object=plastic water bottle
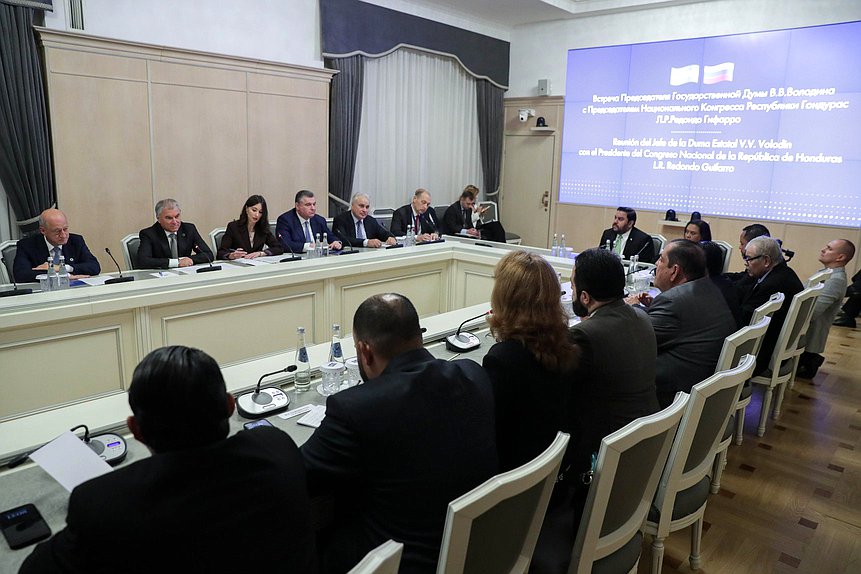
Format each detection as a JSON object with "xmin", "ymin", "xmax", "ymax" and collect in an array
[
  {"xmin": 315, "ymin": 233, "xmax": 323, "ymax": 258},
  {"xmin": 46, "ymin": 257, "xmax": 57, "ymax": 291},
  {"xmin": 322, "ymin": 233, "xmax": 329, "ymax": 257},
  {"xmin": 307, "ymin": 234, "xmax": 316, "ymax": 258},
  {"xmin": 551, "ymin": 233, "xmax": 559, "ymax": 257},
  {"xmin": 406, "ymin": 224, "xmax": 415, "ymax": 247},
  {"xmin": 559, "ymin": 234, "xmax": 567, "ymax": 259},
  {"xmin": 57, "ymin": 256, "xmax": 70, "ymax": 290},
  {"xmin": 294, "ymin": 327, "xmax": 311, "ymax": 393},
  {"xmin": 328, "ymin": 323, "xmax": 344, "ymax": 366},
  {"xmin": 605, "ymin": 239, "xmax": 612, "ymax": 252}
]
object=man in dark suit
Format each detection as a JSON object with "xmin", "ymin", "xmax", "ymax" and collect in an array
[
  {"xmin": 636, "ymin": 239, "xmax": 737, "ymax": 406},
  {"xmin": 441, "ymin": 185, "xmax": 506, "ymax": 243},
  {"xmin": 276, "ymin": 189, "xmax": 342, "ymax": 254},
  {"xmin": 737, "ymin": 236, "xmax": 803, "ymax": 375},
  {"xmin": 13, "ymin": 208, "xmax": 100, "ymax": 282},
  {"xmin": 137, "ymin": 198, "xmax": 214, "ymax": 269},
  {"xmin": 301, "ymin": 293, "xmax": 497, "ymax": 574},
  {"xmin": 332, "ymin": 193, "xmax": 396, "ymax": 248},
  {"xmin": 20, "ymin": 345, "xmax": 316, "ymax": 574},
  {"xmin": 597, "ymin": 207, "xmax": 656, "ymax": 263},
  {"xmin": 390, "ymin": 188, "xmax": 440, "ymax": 242}
]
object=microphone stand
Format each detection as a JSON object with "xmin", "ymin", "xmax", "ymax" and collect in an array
[
  {"xmin": 445, "ymin": 310, "xmax": 490, "ymax": 352},
  {"xmin": 0, "ymin": 257, "xmax": 33, "ymax": 297},
  {"xmin": 104, "ymin": 248, "xmax": 135, "ymax": 284},
  {"xmin": 236, "ymin": 365, "xmax": 297, "ymax": 418},
  {"xmin": 277, "ymin": 235, "xmax": 302, "ymax": 262},
  {"xmin": 195, "ymin": 245, "xmax": 222, "ymax": 273}
]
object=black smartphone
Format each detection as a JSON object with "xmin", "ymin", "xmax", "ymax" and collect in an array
[
  {"xmin": 243, "ymin": 418, "xmax": 273, "ymax": 430},
  {"xmin": 1, "ymin": 504, "xmax": 51, "ymax": 550}
]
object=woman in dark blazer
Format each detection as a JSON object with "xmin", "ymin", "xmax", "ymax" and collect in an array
[
  {"xmin": 484, "ymin": 251, "xmax": 578, "ymax": 472},
  {"xmin": 217, "ymin": 195, "xmax": 283, "ymax": 260}
]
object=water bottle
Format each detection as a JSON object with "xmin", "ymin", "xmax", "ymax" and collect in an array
[
  {"xmin": 294, "ymin": 327, "xmax": 311, "ymax": 393},
  {"xmin": 406, "ymin": 224, "xmax": 415, "ymax": 247},
  {"xmin": 315, "ymin": 233, "xmax": 323, "ymax": 258},
  {"xmin": 559, "ymin": 234, "xmax": 567, "ymax": 259},
  {"xmin": 328, "ymin": 324, "xmax": 344, "ymax": 365},
  {"xmin": 551, "ymin": 233, "xmax": 558, "ymax": 257},
  {"xmin": 322, "ymin": 233, "xmax": 329, "ymax": 257},
  {"xmin": 57, "ymin": 256, "xmax": 70, "ymax": 290},
  {"xmin": 307, "ymin": 233, "xmax": 316, "ymax": 258},
  {"xmin": 605, "ymin": 239, "xmax": 612, "ymax": 252},
  {"xmin": 45, "ymin": 257, "xmax": 57, "ymax": 291}
]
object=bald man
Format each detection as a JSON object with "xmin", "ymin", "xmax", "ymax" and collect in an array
[{"xmin": 13, "ymin": 208, "xmax": 100, "ymax": 283}]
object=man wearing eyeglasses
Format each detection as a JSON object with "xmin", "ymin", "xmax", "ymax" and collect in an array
[{"xmin": 737, "ymin": 236, "xmax": 803, "ymax": 375}]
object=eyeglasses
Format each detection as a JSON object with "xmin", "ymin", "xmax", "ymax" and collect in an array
[{"xmin": 742, "ymin": 254, "xmax": 764, "ymax": 263}]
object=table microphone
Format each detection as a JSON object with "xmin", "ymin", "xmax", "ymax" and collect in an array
[
  {"xmin": 103, "ymin": 248, "xmax": 134, "ymax": 284},
  {"xmin": 195, "ymin": 245, "xmax": 222, "ymax": 273},
  {"xmin": 236, "ymin": 365, "xmax": 297, "ymax": 418},
  {"xmin": 445, "ymin": 310, "xmax": 490, "ymax": 352},
  {"xmin": 277, "ymin": 235, "xmax": 302, "ymax": 262},
  {"xmin": 0, "ymin": 257, "xmax": 33, "ymax": 297},
  {"xmin": 338, "ymin": 237, "xmax": 360, "ymax": 256}
]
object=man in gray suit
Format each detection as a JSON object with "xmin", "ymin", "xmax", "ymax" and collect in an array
[{"xmin": 636, "ymin": 239, "xmax": 737, "ymax": 407}]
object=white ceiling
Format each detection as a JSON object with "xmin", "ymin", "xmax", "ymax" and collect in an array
[{"xmin": 406, "ymin": 0, "xmax": 714, "ymax": 28}]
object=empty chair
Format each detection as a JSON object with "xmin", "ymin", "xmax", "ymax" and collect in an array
[
  {"xmin": 709, "ymin": 316, "xmax": 771, "ymax": 493},
  {"xmin": 210, "ymin": 227, "xmax": 226, "ymax": 255},
  {"xmin": 806, "ymin": 267, "xmax": 833, "ymax": 288},
  {"xmin": 649, "ymin": 234, "xmax": 666, "ymax": 256},
  {"xmin": 121, "ymin": 234, "xmax": 141, "ymax": 270},
  {"xmin": 749, "ymin": 284, "xmax": 823, "ymax": 437},
  {"xmin": 372, "ymin": 208, "xmax": 395, "ymax": 232},
  {"xmin": 644, "ymin": 354, "xmax": 756, "ymax": 573},
  {"xmin": 568, "ymin": 393, "xmax": 688, "ymax": 574},
  {"xmin": 436, "ymin": 432, "xmax": 569, "ymax": 574},
  {"xmin": 347, "ymin": 540, "xmax": 404, "ymax": 574},
  {"xmin": 713, "ymin": 240, "xmax": 733, "ymax": 273},
  {"xmin": 0, "ymin": 240, "xmax": 17, "ymax": 283}
]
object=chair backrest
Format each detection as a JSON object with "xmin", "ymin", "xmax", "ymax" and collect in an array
[
  {"xmin": 569, "ymin": 393, "xmax": 688, "ymax": 574},
  {"xmin": 650, "ymin": 233, "xmax": 666, "ymax": 255},
  {"xmin": 209, "ymin": 227, "xmax": 226, "ymax": 254},
  {"xmin": 0, "ymin": 240, "xmax": 17, "ymax": 283},
  {"xmin": 766, "ymin": 283, "xmax": 824, "ymax": 367},
  {"xmin": 651, "ymin": 355, "xmax": 756, "ymax": 526},
  {"xmin": 713, "ymin": 240, "xmax": 733, "ymax": 273},
  {"xmin": 806, "ymin": 268, "xmax": 833, "ymax": 288},
  {"xmin": 373, "ymin": 208, "xmax": 394, "ymax": 217},
  {"xmin": 749, "ymin": 291, "xmax": 785, "ymax": 325},
  {"xmin": 437, "ymin": 432, "xmax": 570, "ymax": 574},
  {"xmin": 121, "ymin": 234, "xmax": 141, "ymax": 270},
  {"xmin": 269, "ymin": 221, "xmax": 278, "ymax": 237},
  {"xmin": 715, "ymin": 316, "xmax": 771, "ymax": 373},
  {"xmin": 348, "ymin": 540, "xmax": 404, "ymax": 574}
]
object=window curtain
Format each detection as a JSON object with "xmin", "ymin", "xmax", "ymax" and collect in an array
[
  {"xmin": 352, "ymin": 49, "xmax": 483, "ymax": 210},
  {"xmin": 327, "ymin": 55, "xmax": 364, "ymax": 215},
  {"xmin": 0, "ymin": 3, "xmax": 55, "ymax": 235},
  {"xmin": 476, "ymin": 79, "xmax": 504, "ymax": 198}
]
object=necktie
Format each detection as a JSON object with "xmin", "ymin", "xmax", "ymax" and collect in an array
[
  {"xmin": 169, "ymin": 233, "xmax": 178, "ymax": 259},
  {"xmin": 463, "ymin": 209, "xmax": 470, "ymax": 228},
  {"xmin": 304, "ymin": 221, "xmax": 312, "ymax": 243},
  {"xmin": 356, "ymin": 220, "xmax": 365, "ymax": 240},
  {"xmin": 414, "ymin": 215, "xmax": 420, "ymax": 233},
  {"xmin": 614, "ymin": 235, "xmax": 623, "ymax": 255},
  {"xmin": 52, "ymin": 246, "xmax": 61, "ymax": 265}
]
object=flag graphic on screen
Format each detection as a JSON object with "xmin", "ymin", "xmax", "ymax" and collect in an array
[
  {"xmin": 703, "ymin": 62, "xmax": 735, "ymax": 84},
  {"xmin": 670, "ymin": 64, "xmax": 699, "ymax": 86}
]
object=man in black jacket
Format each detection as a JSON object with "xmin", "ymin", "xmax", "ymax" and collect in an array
[
  {"xmin": 332, "ymin": 193, "xmax": 396, "ymax": 248},
  {"xmin": 597, "ymin": 207, "xmax": 656, "ymax": 263},
  {"xmin": 137, "ymin": 198, "xmax": 213, "ymax": 269}
]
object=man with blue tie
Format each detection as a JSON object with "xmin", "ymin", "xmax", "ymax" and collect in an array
[
  {"xmin": 276, "ymin": 190, "xmax": 342, "ymax": 254},
  {"xmin": 332, "ymin": 193, "xmax": 397, "ymax": 248},
  {"xmin": 13, "ymin": 208, "xmax": 101, "ymax": 283}
]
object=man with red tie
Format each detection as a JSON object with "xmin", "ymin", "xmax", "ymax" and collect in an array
[{"xmin": 390, "ymin": 188, "xmax": 439, "ymax": 242}]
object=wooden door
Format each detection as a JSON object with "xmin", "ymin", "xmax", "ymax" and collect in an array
[{"xmin": 500, "ymin": 134, "xmax": 555, "ymax": 248}]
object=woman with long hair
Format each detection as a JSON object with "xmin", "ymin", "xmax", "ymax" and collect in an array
[
  {"xmin": 485, "ymin": 250, "xmax": 578, "ymax": 471},
  {"xmin": 217, "ymin": 195, "xmax": 283, "ymax": 260},
  {"xmin": 684, "ymin": 219, "xmax": 712, "ymax": 242}
]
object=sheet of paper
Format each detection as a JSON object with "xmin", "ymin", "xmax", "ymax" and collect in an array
[
  {"xmin": 150, "ymin": 271, "xmax": 178, "ymax": 278},
  {"xmin": 29, "ymin": 431, "xmax": 112, "ymax": 492},
  {"xmin": 230, "ymin": 257, "xmax": 271, "ymax": 266},
  {"xmin": 297, "ymin": 405, "xmax": 326, "ymax": 428},
  {"xmin": 78, "ymin": 276, "xmax": 111, "ymax": 286}
]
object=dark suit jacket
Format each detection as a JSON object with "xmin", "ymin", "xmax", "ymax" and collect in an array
[
  {"xmin": 331, "ymin": 211, "xmax": 393, "ymax": 247},
  {"xmin": 301, "ymin": 348, "xmax": 497, "ymax": 574},
  {"xmin": 13, "ymin": 233, "xmax": 101, "ymax": 283},
  {"xmin": 568, "ymin": 299, "xmax": 659, "ymax": 475},
  {"xmin": 441, "ymin": 201, "xmax": 474, "ymax": 235},
  {"xmin": 483, "ymin": 340, "xmax": 571, "ymax": 473},
  {"xmin": 598, "ymin": 226, "xmax": 656, "ymax": 263},
  {"xmin": 20, "ymin": 428, "xmax": 316, "ymax": 574},
  {"xmin": 390, "ymin": 205, "xmax": 439, "ymax": 237},
  {"xmin": 275, "ymin": 208, "xmax": 336, "ymax": 254},
  {"xmin": 216, "ymin": 220, "xmax": 283, "ymax": 260},
  {"xmin": 737, "ymin": 262, "xmax": 803, "ymax": 374},
  {"xmin": 137, "ymin": 222, "xmax": 213, "ymax": 269},
  {"xmin": 647, "ymin": 277, "xmax": 738, "ymax": 406}
]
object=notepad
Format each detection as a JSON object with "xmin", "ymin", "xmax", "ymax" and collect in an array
[{"xmin": 296, "ymin": 405, "xmax": 326, "ymax": 428}]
